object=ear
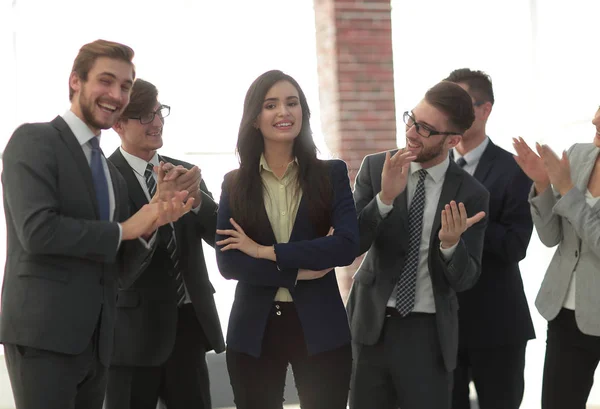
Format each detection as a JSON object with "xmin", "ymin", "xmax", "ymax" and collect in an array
[
  {"xmin": 481, "ymin": 101, "xmax": 493, "ymax": 121},
  {"xmin": 69, "ymin": 72, "xmax": 81, "ymax": 96},
  {"xmin": 447, "ymin": 134, "xmax": 462, "ymax": 149},
  {"xmin": 112, "ymin": 119, "xmax": 125, "ymax": 135}
]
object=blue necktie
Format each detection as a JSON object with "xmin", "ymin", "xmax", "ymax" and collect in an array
[
  {"xmin": 89, "ymin": 137, "xmax": 110, "ymax": 220},
  {"xmin": 455, "ymin": 157, "xmax": 467, "ymax": 168},
  {"xmin": 395, "ymin": 169, "xmax": 428, "ymax": 316}
]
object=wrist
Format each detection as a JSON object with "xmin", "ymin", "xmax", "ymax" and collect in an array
[
  {"xmin": 440, "ymin": 239, "xmax": 458, "ymax": 249},
  {"xmin": 534, "ymin": 180, "xmax": 550, "ymax": 195},
  {"xmin": 558, "ymin": 183, "xmax": 574, "ymax": 196},
  {"xmin": 379, "ymin": 191, "xmax": 394, "ymax": 206}
]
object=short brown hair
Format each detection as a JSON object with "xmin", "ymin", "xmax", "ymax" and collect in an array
[
  {"xmin": 120, "ymin": 78, "xmax": 158, "ymax": 119},
  {"xmin": 445, "ymin": 68, "xmax": 494, "ymax": 105},
  {"xmin": 424, "ymin": 81, "xmax": 475, "ymax": 134},
  {"xmin": 69, "ymin": 39, "xmax": 135, "ymax": 101}
]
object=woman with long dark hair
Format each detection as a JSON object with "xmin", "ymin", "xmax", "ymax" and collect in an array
[{"xmin": 215, "ymin": 70, "xmax": 359, "ymax": 409}]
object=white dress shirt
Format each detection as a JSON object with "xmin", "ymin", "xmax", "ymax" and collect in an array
[
  {"xmin": 377, "ymin": 156, "xmax": 456, "ymax": 313},
  {"xmin": 452, "ymin": 137, "xmax": 490, "ymax": 176}
]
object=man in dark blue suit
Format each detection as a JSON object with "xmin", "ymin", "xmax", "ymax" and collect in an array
[{"xmin": 446, "ymin": 68, "xmax": 535, "ymax": 409}]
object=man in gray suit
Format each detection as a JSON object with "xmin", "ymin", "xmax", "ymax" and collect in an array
[
  {"xmin": 0, "ymin": 40, "xmax": 193, "ymax": 409},
  {"xmin": 347, "ymin": 81, "xmax": 489, "ymax": 409}
]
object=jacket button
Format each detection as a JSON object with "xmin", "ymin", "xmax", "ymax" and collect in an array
[{"xmin": 575, "ymin": 250, "xmax": 578, "ymax": 258}]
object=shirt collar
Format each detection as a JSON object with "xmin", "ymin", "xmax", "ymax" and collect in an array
[
  {"xmin": 259, "ymin": 153, "xmax": 299, "ymax": 174},
  {"xmin": 409, "ymin": 154, "xmax": 449, "ymax": 184},
  {"xmin": 119, "ymin": 147, "xmax": 160, "ymax": 177},
  {"xmin": 62, "ymin": 110, "xmax": 99, "ymax": 146},
  {"xmin": 453, "ymin": 137, "xmax": 490, "ymax": 165}
]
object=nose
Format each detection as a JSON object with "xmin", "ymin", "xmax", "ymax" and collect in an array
[
  {"xmin": 152, "ymin": 112, "xmax": 165, "ymax": 126},
  {"xmin": 593, "ymin": 109, "xmax": 600, "ymax": 127},
  {"xmin": 277, "ymin": 104, "xmax": 291, "ymax": 117},
  {"xmin": 406, "ymin": 122, "xmax": 419, "ymax": 138}
]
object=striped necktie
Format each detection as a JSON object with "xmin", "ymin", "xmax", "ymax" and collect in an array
[{"xmin": 143, "ymin": 163, "xmax": 186, "ymax": 306}]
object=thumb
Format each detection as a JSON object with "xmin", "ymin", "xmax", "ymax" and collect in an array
[{"xmin": 466, "ymin": 211, "xmax": 486, "ymax": 228}]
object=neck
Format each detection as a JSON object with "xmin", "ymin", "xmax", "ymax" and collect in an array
[
  {"xmin": 122, "ymin": 144, "xmax": 156, "ymax": 163},
  {"xmin": 456, "ymin": 131, "xmax": 486, "ymax": 156},
  {"xmin": 70, "ymin": 105, "xmax": 100, "ymax": 135},
  {"xmin": 419, "ymin": 153, "xmax": 447, "ymax": 170},
  {"xmin": 263, "ymin": 140, "xmax": 294, "ymax": 169}
]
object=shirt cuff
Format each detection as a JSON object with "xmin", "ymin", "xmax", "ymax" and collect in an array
[
  {"xmin": 439, "ymin": 241, "xmax": 458, "ymax": 260},
  {"xmin": 138, "ymin": 230, "xmax": 157, "ymax": 249},
  {"xmin": 376, "ymin": 193, "xmax": 394, "ymax": 217},
  {"xmin": 116, "ymin": 223, "xmax": 123, "ymax": 251}
]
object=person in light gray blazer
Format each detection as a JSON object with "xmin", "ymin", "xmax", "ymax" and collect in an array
[{"xmin": 513, "ymin": 111, "xmax": 600, "ymax": 409}]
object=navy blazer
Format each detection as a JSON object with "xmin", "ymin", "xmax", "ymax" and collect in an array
[
  {"xmin": 453, "ymin": 141, "xmax": 535, "ymax": 348},
  {"xmin": 216, "ymin": 159, "xmax": 359, "ymax": 357}
]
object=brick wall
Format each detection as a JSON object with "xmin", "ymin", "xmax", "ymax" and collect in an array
[{"xmin": 314, "ymin": 0, "xmax": 397, "ymax": 299}]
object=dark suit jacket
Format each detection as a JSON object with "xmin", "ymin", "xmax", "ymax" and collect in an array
[
  {"xmin": 0, "ymin": 116, "xmax": 153, "ymax": 366},
  {"xmin": 346, "ymin": 151, "xmax": 489, "ymax": 372},
  {"xmin": 108, "ymin": 150, "xmax": 225, "ymax": 366},
  {"xmin": 455, "ymin": 140, "xmax": 535, "ymax": 348},
  {"xmin": 216, "ymin": 159, "xmax": 359, "ymax": 358}
]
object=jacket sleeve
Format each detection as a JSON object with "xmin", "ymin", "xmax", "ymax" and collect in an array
[
  {"xmin": 483, "ymin": 165, "xmax": 533, "ymax": 263},
  {"xmin": 273, "ymin": 160, "xmax": 360, "ymax": 270},
  {"xmin": 215, "ymin": 175, "xmax": 299, "ymax": 290}
]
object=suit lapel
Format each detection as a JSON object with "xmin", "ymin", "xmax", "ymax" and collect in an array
[
  {"xmin": 108, "ymin": 148, "xmax": 149, "ymax": 211},
  {"xmin": 52, "ymin": 116, "xmax": 100, "ymax": 219},
  {"xmin": 473, "ymin": 140, "xmax": 498, "ymax": 183},
  {"xmin": 430, "ymin": 161, "xmax": 463, "ymax": 245},
  {"xmin": 575, "ymin": 146, "xmax": 599, "ymax": 192}
]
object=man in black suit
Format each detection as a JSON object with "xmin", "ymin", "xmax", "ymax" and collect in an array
[
  {"xmin": 347, "ymin": 81, "xmax": 489, "ymax": 409},
  {"xmin": 104, "ymin": 78, "xmax": 225, "ymax": 409},
  {"xmin": 0, "ymin": 40, "xmax": 193, "ymax": 409},
  {"xmin": 446, "ymin": 68, "xmax": 535, "ymax": 409}
]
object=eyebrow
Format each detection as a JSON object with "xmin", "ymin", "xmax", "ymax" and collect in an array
[
  {"xmin": 411, "ymin": 112, "xmax": 437, "ymax": 130},
  {"xmin": 264, "ymin": 96, "xmax": 299, "ymax": 102}
]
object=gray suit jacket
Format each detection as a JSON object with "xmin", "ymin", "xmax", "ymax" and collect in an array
[
  {"xmin": 346, "ymin": 150, "xmax": 489, "ymax": 371},
  {"xmin": 530, "ymin": 143, "xmax": 600, "ymax": 336},
  {"xmin": 0, "ymin": 116, "xmax": 154, "ymax": 366}
]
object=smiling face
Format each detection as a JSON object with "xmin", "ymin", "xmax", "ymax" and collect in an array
[
  {"xmin": 256, "ymin": 80, "xmax": 303, "ymax": 146},
  {"xmin": 70, "ymin": 56, "xmax": 134, "ymax": 134},
  {"xmin": 405, "ymin": 99, "xmax": 461, "ymax": 168},
  {"xmin": 115, "ymin": 101, "xmax": 164, "ymax": 162}
]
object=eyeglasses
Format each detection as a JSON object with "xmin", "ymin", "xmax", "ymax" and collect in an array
[
  {"xmin": 473, "ymin": 101, "xmax": 486, "ymax": 107},
  {"xmin": 130, "ymin": 105, "xmax": 170, "ymax": 125},
  {"xmin": 403, "ymin": 111, "xmax": 461, "ymax": 138}
]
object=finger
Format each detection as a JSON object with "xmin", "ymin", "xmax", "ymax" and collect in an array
[
  {"xmin": 450, "ymin": 201, "xmax": 462, "ymax": 230},
  {"xmin": 229, "ymin": 218, "xmax": 246, "ymax": 235},
  {"xmin": 561, "ymin": 150, "xmax": 569, "ymax": 166},
  {"xmin": 216, "ymin": 237, "xmax": 239, "ymax": 246},
  {"xmin": 327, "ymin": 227, "xmax": 334, "ymax": 236},
  {"xmin": 216, "ymin": 229, "xmax": 240, "ymax": 237},
  {"xmin": 163, "ymin": 165, "xmax": 188, "ymax": 181},
  {"xmin": 440, "ymin": 209, "xmax": 448, "ymax": 232},
  {"xmin": 444, "ymin": 204, "xmax": 455, "ymax": 231},
  {"xmin": 383, "ymin": 151, "xmax": 391, "ymax": 170},
  {"xmin": 457, "ymin": 202, "xmax": 468, "ymax": 229},
  {"xmin": 219, "ymin": 243, "xmax": 239, "ymax": 252},
  {"xmin": 466, "ymin": 211, "xmax": 486, "ymax": 228}
]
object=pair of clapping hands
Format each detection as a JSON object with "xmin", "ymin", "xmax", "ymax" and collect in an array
[
  {"xmin": 121, "ymin": 162, "xmax": 203, "ymax": 241},
  {"xmin": 380, "ymin": 150, "xmax": 486, "ymax": 250},
  {"xmin": 512, "ymin": 137, "xmax": 573, "ymax": 196}
]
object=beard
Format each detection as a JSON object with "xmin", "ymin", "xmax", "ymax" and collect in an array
[
  {"xmin": 78, "ymin": 84, "xmax": 119, "ymax": 131},
  {"xmin": 414, "ymin": 135, "xmax": 447, "ymax": 164}
]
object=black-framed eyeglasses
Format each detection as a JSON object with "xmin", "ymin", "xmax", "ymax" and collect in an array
[
  {"xmin": 473, "ymin": 101, "xmax": 486, "ymax": 107},
  {"xmin": 130, "ymin": 105, "xmax": 170, "ymax": 125},
  {"xmin": 403, "ymin": 111, "xmax": 461, "ymax": 138}
]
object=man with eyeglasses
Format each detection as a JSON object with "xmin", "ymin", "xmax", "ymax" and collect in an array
[
  {"xmin": 445, "ymin": 68, "xmax": 535, "ymax": 409},
  {"xmin": 347, "ymin": 80, "xmax": 489, "ymax": 409},
  {"xmin": 104, "ymin": 78, "xmax": 225, "ymax": 409}
]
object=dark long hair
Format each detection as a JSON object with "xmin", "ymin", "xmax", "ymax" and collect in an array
[{"xmin": 227, "ymin": 70, "xmax": 331, "ymax": 239}]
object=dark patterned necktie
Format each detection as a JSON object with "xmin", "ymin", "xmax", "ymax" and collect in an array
[
  {"xmin": 455, "ymin": 157, "xmax": 467, "ymax": 168},
  {"xmin": 144, "ymin": 163, "xmax": 186, "ymax": 307},
  {"xmin": 89, "ymin": 137, "xmax": 110, "ymax": 220},
  {"xmin": 395, "ymin": 169, "xmax": 428, "ymax": 316}
]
